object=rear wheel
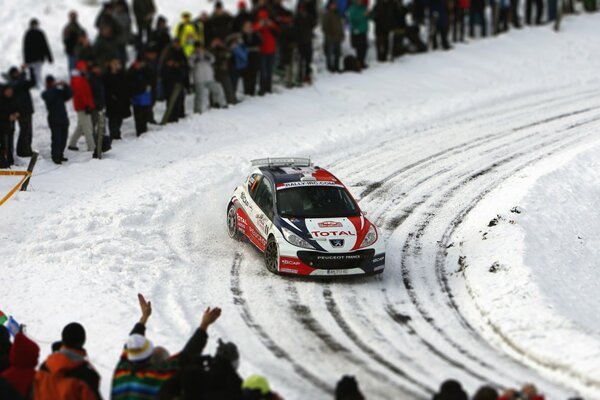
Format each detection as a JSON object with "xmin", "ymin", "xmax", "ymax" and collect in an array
[
  {"xmin": 227, "ymin": 203, "xmax": 240, "ymax": 240},
  {"xmin": 264, "ymin": 236, "xmax": 280, "ymax": 274}
]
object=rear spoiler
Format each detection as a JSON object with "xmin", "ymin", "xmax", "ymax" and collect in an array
[{"xmin": 251, "ymin": 157, "xmax": 313, "ymax": 168}]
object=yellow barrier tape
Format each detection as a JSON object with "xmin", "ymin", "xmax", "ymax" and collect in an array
[{"xmin": 0, "ymin": 170, "xmax": 32, "ymax": 206}]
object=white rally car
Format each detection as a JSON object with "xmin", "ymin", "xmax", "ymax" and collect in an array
[{"xmin": 226, "ymin": 158, "xmax": 385, "ymax": 276}]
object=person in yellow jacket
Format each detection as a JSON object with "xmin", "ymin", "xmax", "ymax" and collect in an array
[{"xmin": 173, "ymin": 12, "xmax": 203, "ymax": 57}]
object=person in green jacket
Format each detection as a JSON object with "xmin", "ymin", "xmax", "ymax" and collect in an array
[{"xmin": 347, "ymin": 0, "xmax": 370, "ymax": 68}]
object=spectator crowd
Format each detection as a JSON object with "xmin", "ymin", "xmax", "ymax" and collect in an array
[
  {"xmin": 0, "ymin": 0, "xmax": 596, "ymax": 168},
  {"xmin": 0, "ymin": 293, "xmax": 565, "ymax": 399}
]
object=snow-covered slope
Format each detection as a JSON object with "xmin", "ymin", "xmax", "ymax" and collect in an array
[{"xmin": 2, "ymin": 2, "xmax": 600, "ymax": 398}]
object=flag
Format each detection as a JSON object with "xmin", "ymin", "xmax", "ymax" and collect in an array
[
  {"xmin": 0, "ymin": 310, "xmax": 7, "ymax": 325},
  {"xmin": 6, "ymin": 316, "xmax": 20, "ymax": 337}
]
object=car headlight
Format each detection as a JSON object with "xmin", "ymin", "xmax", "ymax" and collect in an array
[
  {"xmin": 282, "ymin": 227, "xmax": 315, "ymax": 249},
  {"xmin": 359, "ymin": 225, "xmax": 378, "ymax": 248}
]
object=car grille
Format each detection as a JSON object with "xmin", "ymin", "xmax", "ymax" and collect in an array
[{"xmin": 297, "ymin": 249, "xmax": 376, "ymax": 270}]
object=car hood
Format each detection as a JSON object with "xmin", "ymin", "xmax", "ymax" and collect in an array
[{"xmin": 278, "ymin": 216, "xmax": 371, "ymax": 252}]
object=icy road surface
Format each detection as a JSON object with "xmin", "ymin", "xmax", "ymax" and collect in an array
[{"xmin": 2, "ymin": 10, "xmax": 600, "ymax": 399}]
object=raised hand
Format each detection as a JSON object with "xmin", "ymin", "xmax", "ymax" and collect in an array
[
  {"xmin": 138, "ymin": 293, "xmax": 152, "ymax": 325},
  {"xmin": 200, "ymin": 307, "xmax": 222, "ymax": 331}
]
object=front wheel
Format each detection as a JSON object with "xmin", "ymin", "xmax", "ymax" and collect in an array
[
  {"xmin": 227, "ymin": 203, "xmax": 241, "ymax": 240},
  {"xmin": 264, "ymin": 236, "xmax": 280, "ymax": 274}
]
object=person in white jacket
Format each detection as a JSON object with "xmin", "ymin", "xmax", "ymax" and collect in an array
[{"xmin": 189, "ymin": 42, "xmax": 227, "ymax": 114}]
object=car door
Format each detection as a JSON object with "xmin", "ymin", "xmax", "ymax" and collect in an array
[{"xmin": 247, "ymin": 174, "xmax": 274, "ymax": 249}]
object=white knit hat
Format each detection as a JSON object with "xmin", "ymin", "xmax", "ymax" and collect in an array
[{"xmin": 126, "ymin": 334, "xmax": 154, "ymax": 362}]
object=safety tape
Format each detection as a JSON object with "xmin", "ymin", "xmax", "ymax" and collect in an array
[{"xmin": 0, "ymin": 170, "xmax": 32, "ymax": 206}]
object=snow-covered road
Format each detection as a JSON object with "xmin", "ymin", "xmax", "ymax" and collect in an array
[{"xmin": 2, "ymin": 12, "xmax": 600, "ymax": 400}]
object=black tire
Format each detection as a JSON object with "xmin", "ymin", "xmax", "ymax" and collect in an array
[
  {"xmin": 227, "ymin": 203, "xmax": 241, "ymax": 240},
  {"xmin": 264, "ymin": 236, "xmax": 280, "ymax": 274}
]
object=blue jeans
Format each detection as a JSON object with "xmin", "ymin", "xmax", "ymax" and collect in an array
[{"xmin": 260, "ymin": 54, "xmax": 275, "ymax": 95}]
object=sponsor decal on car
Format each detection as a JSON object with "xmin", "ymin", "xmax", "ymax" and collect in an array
[
  {"xmin": 277, "ymin": 181, "xmax": 343, "ymax": 189},
  {"xmin": 281, "ymin": 259, "xmax": 301, "ymax": 266},
  {"xmin": 240, "ymin": 192, "xmax": 253, "ymax": 211},
  {"xmin": 330, "ymin": 239, "xmax": 345, "ymax": 247},
  {"xmin": 318, "ymin": 221, "xmax": 343, "ymax": 228},
  {"xmin": 281, "ymin": 268, "xmax": 299, "ymax": 274},
  {"xmin": 316, "ymin": 254, "xmax": 361, "ymax": 260},
  {"xmin": 311, "ymin": 231, "xmax": 356, "ymax": 237}
]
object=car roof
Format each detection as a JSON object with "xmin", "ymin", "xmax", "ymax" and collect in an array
[{"xmin": 258, "ymin": 165, "xmax": 341, "ymax": 185}]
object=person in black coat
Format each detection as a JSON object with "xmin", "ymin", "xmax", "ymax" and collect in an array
[
  {"xmin": 150, "ymin": 16, "xmax": 171, "ymax": 57},
  {"xmin": 23, "ymin": 19, "xmax": 53, "ymax": 88},
  {"xmin": 104, "ymin": 59, "xmax": 132, "ymax": 140},
  {"xmin": 159, "ymin": 39, "xmax": 189, "ymax": 123},
  {"xmin": 205, "ymin": 2, "xmax": 234, "ymax": 44},
  {"xmin": 233, "ymin": 1, "xmax": 253, "ymax": 32},
  {"xmin": 240, "ymin": 21, "xmax": 261, "ymax": 96},
  {"xmin": 41, "ymin": 76, "xmax": 73, "ymax": 164},
  {"xmin": 63, "ymin": 11, "xmax": 86, "ymax": 74},
  {"xmin": 0, "ymin": 86, "xmax": 19, "ymax": 168},
  {"xmin": 294, "ymin": 2, "xmax": 316, "ymax": 84},
  {"xmin": 7, "ymin": 66, "xmax": 36, "ymax": 158}
]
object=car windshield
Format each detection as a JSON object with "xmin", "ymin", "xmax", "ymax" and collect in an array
[{"xmin": 277, "ymin": 185, "xmax": 360, "ymax": 218}]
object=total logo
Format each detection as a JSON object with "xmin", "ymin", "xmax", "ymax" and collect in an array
[
  {"xmin": 318, "ymin": 221, "xmax": 343, "ymax": 228},
  {"xmin": 311, "ymin": 231, "xmax": 355, "ymax": 237}
]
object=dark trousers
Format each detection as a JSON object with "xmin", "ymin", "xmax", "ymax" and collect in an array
[
  {"xmin": 165, "ymin": 82, "xmax": 185, "ymax": 123},
  {"xmin": 547, "ymin": 0, "xmax": 558, "ymax": 20},
  {"xmin": 133, "ymin": 105, "xmax": 150, "ymax": 136},
  {"xmin": 16, "ymin": 114, "xmax": 33, "ymax": 157},
  {"xmin": 0, "ymin": 123, "xmax": 14, "ymax": 167},
  {"xmin": 376, "ymin": 32, "xmax": 390, "ymax": 62},
  {"xmin": 297, "ymin": 42, "xmax": 313, "ymax": 81},
  {"xmin": 108, "ymin": 116, "xmax": 123, "ymax": 139},
  {"xmin": 49, "ymin": 122, "xmax": 69, "ymax": 160},
  {"xmin": 135, "ymin": 19, "xmax": 153, "ymax": 48},
  {"xmin": 351, "ymin": 33, "xmax": 368, "ymax": 67},
  {"xmin": 453, "ymin": 7, "xmax": 467, "ymax": 41},
  {"xmin": 259, "ymin": 54, "xmax": 275, "ymax": 95},
  {"xmin": 510, "ymin": 0, "xmax": 521, "ymax": 26},
  {"xmin": 216, "ymin": 72, "xmax": 237, "ymax": 105},
  {"xmin": 498, "ymin": 7, "xmax": 510, "ymax": 31},
  {"xmin": 525, "ymin": 0, "xmax": 544, "ymax": 24},
  {"xmin": 324, "ymin": 40, "xmax": 342, "ymax": 72},
  {"xmin": 469, "ymin": 8, "xmax": 487, "ymax": 37},
  {"xmin": 432, "ymin": 23, "xmax": 451, "ymax": 50},
  {"xmin": 242, "ymin": 65, "xmax": 258, "ymax": 96}
]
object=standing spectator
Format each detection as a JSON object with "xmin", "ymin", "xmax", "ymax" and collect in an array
[
  {"xmin": 473, "ymin": 385, "xmax": 499, "ymax": 400},
  {"xmin": 68, "ymin": 61, "xmax": 96, "ymax": 152},
  {"xmin": 294, "ymin": 2, "xmax": 316, "ymax": 84},
  {"xmin": 63, "ymin": 11, "xmax": 86, "ymax": 74},
  {"xmin": 211, "ymin": 38, "xmax": 236, "ymax": 105},
  {"xmin": 452, "ymin": 0, "xmax": 469, "ymax": 42},
  {"xmin": 23, "ymin": 18, "xmax": 53, "ymax": 88},
  {"xmin": 242, "ymin": 375, "xmax": 285, "ymax": 400},
  {"xmin": 229, "ymin": 35, "xmax": 249, "ymax": 94},
  {"xmin": 189, "ymin": 42, "xmax": 228, "ymax": 113},
  {"xmin": 174, "ymin": 12, "xmax": 202, "ymax": 57},
  {"xmin": 254, "ymin": 10, "xmax": 279, "ymax": 95},
  {"xmin": 133, "ymin": 0, "xmax": 157, "ymax": 46},
  {"xmin": 141, "ymin": 45, "xmax": 159, "ymax": 124},
  {"xmin": 0, "ymin": 331, "xmax": 40, "ymax": 399},
  {"xmin": 41, "ymin": 76, "xmax": 73, "ymax": 164},
  {"xmin": 7, "ymin": 66, "xmax": 36, "ymax": 158},
  {"xmin": 94, "ymin": 25, "xmax": 121, "ymax": 70},
  {"xmin": 87, "ymin": 64, "xmax": 107, "ymax": 154},
  {"xmin": 525, "ymin": 0, "xmax": 544, "ymax": 24},
  {"xmin": 510, "ymin": 0, "xmax": 521, "ymax": 27},
  {"xmin": 160, "ymin": 39, "xmax": 189, "ymax": 122},
  {"xmin": 497, "ymin": 0, "xmax": 510, "ymax": 32},
  {"xmin": 322, "ymin": 1, "xmax": 345, "ymax": 72},
  {"xmin": 34, "ymin": 322, "xmax": 102, "ymax": 400},
  {"xmin": 151, "ymin": 16, "xmax": 172, "ymax": 57},
  {"xmin": 104, "ymin": 59, "xmax": 131, "ymax": 140},
  {"xmin": 469, "ymin": 0, "xmax": 487, "ymax": 37},
  {"xmin": 95, "ymin": 2, "xmax": 122, "ymax": 39},
  {"xmin": 347, "ymin": 0, "xmax": 370, "ymax": 69},
  {"xmin": 0, "ymin": 86, "xmax": 18, "ymax": 168},
  {"xmin": 240, "ymin": 21, "xmax": 261, "ymax": 96},
  {"xmin": 233, "ymin": 1, "xmax": 253, "ymax": 32},
  {"xmin": 371, "ymin": 0, "xmax": 396, "ymax": 61},
  {"xmin": 110, "ymin": 294, "xmax": 222, "ymax": 399},
  {"xmin": 74, "ymin": 33, "xmax": 96, "ymax": 66},
  {"xmin": 113, "ymin": 0, "xmax": 133, "ymax": 65},
  {"xmin": 391, "ymin": 0, "xmax": 409, "ymax": 58},
  {"xmin": 206, "ymin": 1, "xmax": 235, "ymax": 45},
  {"xmin": 127, "ymin": 57, "xmax": 154, "ymax": 135},
  {"xmin": 272, "ymin": 0, "xmax": 294, "ymax": 85}
]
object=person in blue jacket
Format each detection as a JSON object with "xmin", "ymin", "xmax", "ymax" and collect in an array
[{"xmin": 41, "ymin": 75, "xmax": 72, "ymax": 165}]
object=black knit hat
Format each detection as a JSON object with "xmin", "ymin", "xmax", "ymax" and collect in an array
[
  {"xmin": 215, "ymin": 339, "xmax": 239, "ymax": 363},
  {"xmin": 335, "ymin": 375, "xmax": 364, "ymax": 400},
  {"xmin": 61, "ymin": 322, "xmax": 86, "ymax": 349}
]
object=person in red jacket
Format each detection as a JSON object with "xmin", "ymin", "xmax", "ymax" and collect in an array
[
  {"xmin": 253, "ymin": 10, "xmax": 279, "ymax": 95},
  {"xmin": 0, "ymin": 331, "xmax": 40, "ymax": 399},
  {"xmin": 67, "ymin": 60, "xmax": 96, "ymax": 152}
]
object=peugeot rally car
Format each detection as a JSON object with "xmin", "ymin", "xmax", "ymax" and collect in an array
[{"xmin": 226, "ymin": 158, "xmax": 385, "ymax": 276}]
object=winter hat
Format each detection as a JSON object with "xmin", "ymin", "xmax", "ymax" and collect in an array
[
  {"xmin": 126, "ymin": 334, "xmax": 154, "ymax": 362},
  {"xmin": 8, "ymin": 66, "xmax": 19, "ymax": 77},
  {"xmin": 257, "ymin": 9, "xmax": 269, "ymax": 19},
  {"xmin": 45, "ymin": 75, "xmax": 55, "ymax": 84},
  {"xmin": 242, "ymin": 375, "xmax": 270, "ymax": 395},
  {"xmin": 473, "ymin": 386, "xmax": 499, "ymax": 400},
  {"xmin": 335, "ymin": 375, "xmax": 365, "ymax": 400},
  {"xmin": 61, "ymin": 322, "xmax": 86, "ymax": 349},
  {"xmin": 433, "ymin": 379, "xmax": 468, "ymax": 400},
  {"xmin": 238, "ymin": 0, "xmax": 247, "ymax": 9},
  {"xmin": 75, "ymin": 60, "xmax": 88, "ymax": 72},
  {"xmin": 215, "ymin": 339, "xmax": 239, "ymax": 365}
]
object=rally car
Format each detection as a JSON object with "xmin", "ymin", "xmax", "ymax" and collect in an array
[{"xmin": 226, "ymin": 158, "xmax": 385, "ymax": 276}]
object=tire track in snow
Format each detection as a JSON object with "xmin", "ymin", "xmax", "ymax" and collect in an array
[{"xmin": 230, "ymin": 252, "xmax": 334, "ymax": 395}]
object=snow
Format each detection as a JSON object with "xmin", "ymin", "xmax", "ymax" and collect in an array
[{"xmin": 1, "ymin": 0, "xmax": 600, "ymax": 398}]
